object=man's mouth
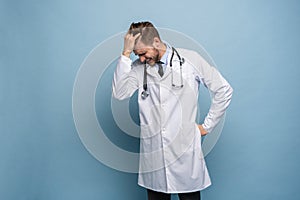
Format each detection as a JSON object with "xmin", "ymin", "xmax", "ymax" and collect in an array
[
  {"xmin": 145, "ymin": 58, "xmax": 153, "ymax": 63},
  {"xmin": 146, "ymin": 59, "xmax": 156, "ymax": 66}
]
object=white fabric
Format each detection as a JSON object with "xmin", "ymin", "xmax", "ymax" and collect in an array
[{"xmin": 112, "ymin": 48, "xmax": 233, "ymax": 193}]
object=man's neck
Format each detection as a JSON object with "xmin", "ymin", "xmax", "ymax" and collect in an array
[{"xmin": 158, "ymin": 43, "xmax": 167, "ymax": 60}]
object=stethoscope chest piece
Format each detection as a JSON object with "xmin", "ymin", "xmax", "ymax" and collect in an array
[{"xmin": 141, "ymin": 90, "xmax": 149, "ymax": 99}]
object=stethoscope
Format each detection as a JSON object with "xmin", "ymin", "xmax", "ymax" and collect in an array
[{"xmin": 141, "ymin": 47, "xmax": 185, "ymax": 99}]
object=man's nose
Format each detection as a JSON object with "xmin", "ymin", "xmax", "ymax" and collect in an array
[{"xmin": 139, "ymin": 56, "xmax": 146, "ymax": 63}]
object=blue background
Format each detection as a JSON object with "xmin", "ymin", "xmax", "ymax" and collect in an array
[{"xmin": 1, "ymin": 0, "xmax": 300, "ymax": 199}]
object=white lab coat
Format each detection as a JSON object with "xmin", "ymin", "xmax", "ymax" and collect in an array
[{"xmin": 112, "ymin": 48, "xmax": 233, "ymax": 193}]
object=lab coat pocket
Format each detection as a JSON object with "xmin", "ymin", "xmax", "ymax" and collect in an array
[
  {"xmin": 191, "ymin": 147, "xmax": 206, "ymax": 179},
  {"xmin": 194, "ymin": 123, "xmax": 204, "ymax": 160},
  {"xmin": 140, "ymin": 124, "xmax": 161, "ymax": 154},
  {"xmin": 179, "ymin": 122, "xmax": 197, "ymax": 153}
]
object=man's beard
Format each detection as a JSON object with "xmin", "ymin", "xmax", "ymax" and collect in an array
[{"xmin": 146, "ymin": 48, "xmax": 160, "ymax": 66}]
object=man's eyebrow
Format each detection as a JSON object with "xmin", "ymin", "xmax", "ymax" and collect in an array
[
  {"xmin": 138, "ymin": 52, "xmax": 146, "ymax": 56},
  {"xmin": 134, "ymin": 51, "xmax": 146, "ymax": 56}
]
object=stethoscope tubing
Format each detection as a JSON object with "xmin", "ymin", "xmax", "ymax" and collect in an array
[{"xmin": 141, "ymin": 47, "xmax": 184, "ymax": 99}]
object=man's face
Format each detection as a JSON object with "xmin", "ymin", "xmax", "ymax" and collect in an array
[{"xmin": 133, "ymin": 39, "xmax": 159, "ymax": 66}]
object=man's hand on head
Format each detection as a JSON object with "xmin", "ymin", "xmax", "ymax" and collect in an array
[{"xmin": 122, "ymin": 32, "xmax": 141, "ymax": 58}]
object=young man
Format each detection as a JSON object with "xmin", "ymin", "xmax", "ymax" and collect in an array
[{"xmin": 112, "ymin": 21, "xmax": 233, "ymax": 200}]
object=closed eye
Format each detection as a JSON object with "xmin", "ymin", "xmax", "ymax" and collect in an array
[{"xmin": 138, "ymin": 53, "xmax": 146, "ymax": 57}]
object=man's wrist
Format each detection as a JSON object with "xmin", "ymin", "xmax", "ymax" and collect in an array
[{"xmin": 122, "ymin": 50, "xmax": 131, "ymax": 58}]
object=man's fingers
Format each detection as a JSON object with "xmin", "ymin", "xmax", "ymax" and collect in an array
[
  {"xmin": 133, "ymin": 32, "xmax": 141, "ymax": 39},
  {"xmin": 198, "ymin": 124, "xmax": 208, "ymax": 136},
  {"xmin": 124, "ymin": 32, "xmax": 140, "ymax": 41},
  {"xmin": 122, "ymin": 32, "xmax": 141, "ymax": 57},
  {"xmin": 124, "ymin": 33, "xmax": 132, "ymax": 39}
]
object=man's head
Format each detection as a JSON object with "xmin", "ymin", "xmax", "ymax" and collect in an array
[{"xmin": 128, "ymin": 21, "xmax": 166, "ymax": 66}]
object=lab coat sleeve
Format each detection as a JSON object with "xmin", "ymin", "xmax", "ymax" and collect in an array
[
  {"xmin": 112, "ymin": 55, "xmax": 139, "ymax": 100},
  {"xmin": 193, "ymin": 52, "xmax": 233, "ymax": 133}
]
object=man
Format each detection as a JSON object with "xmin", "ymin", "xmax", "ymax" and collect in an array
[{"xmin": 112, "ymin": 21, "xmax": 233, "ymax": 200}]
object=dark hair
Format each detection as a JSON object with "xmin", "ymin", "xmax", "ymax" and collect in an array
[{"xmin": 128, "ymin": 21, "xmax": 161, "ymax": 45}]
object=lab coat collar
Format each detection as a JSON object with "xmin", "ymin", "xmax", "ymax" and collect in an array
[{"xmin": 145, "ymin": 42, "xmax": 177, "ymax": 79}]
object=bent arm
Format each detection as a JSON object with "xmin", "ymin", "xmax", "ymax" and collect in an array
[
  {"xmin": 194, "ymin": 53, "xmax": 233, "ymax": 133},
  {"xmin": 112, "ymin": 55, "xmax": 139, "ymax": 100}
]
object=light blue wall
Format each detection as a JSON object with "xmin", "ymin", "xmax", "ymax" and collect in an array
[{"xmin": 1, "ymin": 0, "xmax": 299, "ymax": 199}]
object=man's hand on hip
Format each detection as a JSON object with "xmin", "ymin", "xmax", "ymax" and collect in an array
[{"xmin": 198, "ymin": 124, "xmax": 208, "ymax": 136}]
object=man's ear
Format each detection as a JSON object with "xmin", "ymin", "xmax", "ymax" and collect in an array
[{"xmin": 152, "ymin": 37, "xmax": 161, "ymax": 49}]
